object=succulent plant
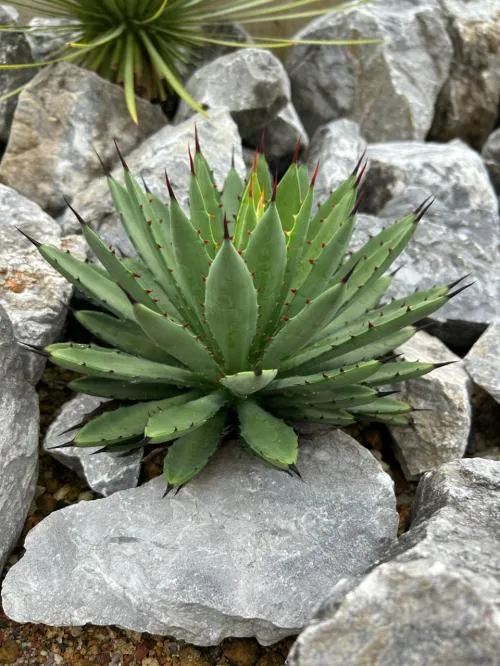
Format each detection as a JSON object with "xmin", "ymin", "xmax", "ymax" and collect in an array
[
  {"xmin": 21, "ymin": 133, "xmax": 468, "ymax": 490},
  {"xmin": 0, "ymin": 0, "xmax": 378, "ymax": 123}
]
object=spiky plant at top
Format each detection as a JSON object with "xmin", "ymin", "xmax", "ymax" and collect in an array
[
  {"xmin": 21, "ymin": 134, "xmax": 468, "ymax": 490},
  {"xmin": 0, "ymin": 0, "xmax": 378, "ymax": 123}
]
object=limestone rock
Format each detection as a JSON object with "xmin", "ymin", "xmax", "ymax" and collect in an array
[
  {"xmin": 176, "ymin": 49, "xmax": 290, "ymax": 139},
  {"xmin": 0, "ymin": 7, "xmax": 35, "ymax": 142},
  {"xmin": 286, "ymin": 0, "xmax": 452, "ymax": 140},
  {"xmin": 288, "ymin": 458, "xmax": 500, "ymax": 666},
  {"xmin": 0, "ymin": 304, "xmax": 38, "ymax": 573},
  {"xmin": 0, "ymin": 62, "xmax": 166, "ymax": 215},
  {"xmin": 482, "ymin": 127, "xmax": 500, "ymax": 194},
  {"xmin": 2, "ymin": 431, "xmax": 398, "ymax": 645},
  {"xmin": 25, "ymin": 17, "xmax": 78, "ymax": 61},
  {"xmin": 306, "ymin": 119, "xmax": 367, "ymax": 204},
  {"xmin": 428, "ymin": 0, "xmax": 500, "ymax": 149},
  {"xmin": 465, "ymin": 320, "xmax": 500, "ymax": 404},
  {"xmin": 60, "ymin": 108, "xmax": 245, "ymax": 255},
  {"xmin": 389, "ymin": 331, "xmax": 472, "ymax": 480},
  {"xmin": 44, "ymin": 394, "xmax": 142, "ymax": 496},
  {"xmin": 0, "ymin": 183, "xmax": 85, "ymax": 382},
  {"xmin": 247, "ymin": 102, "xmax": 309, "ymax": 162}
]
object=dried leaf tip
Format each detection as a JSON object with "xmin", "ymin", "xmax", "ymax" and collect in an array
[
  {"xmin": 223, "ymin": 214, "xmax": 230, "ymax": 240},
  {"xmin": 310, "ymin": 161, "xmax": 320, "ymax": 188},
  {"xmin": 271, "ymin": 174, "xmax": 278, "ymax": 202},
  {"xmin": 188, "ymin": 145, "xmax": 195, "ymax": 176},
  {"xmin": 351, "ymin": 188, "xmax": 367, "ymax": 216},
  {"xmin": 447, "ymin": 281, "xmax": 475, "ymax": 299},
  {"xmin": 194, "ymin": 124, "xmax": 201, "ymax": 154},
  {"xmin": 447, "ymin": 273, "xmax": 471, "ymax": 290},
  {"xmin": 94, "ymin": 148, "xmax": 110, "ymax": 176},
  {"xmin": 164, "ymin": 170, "xmax": 177, "ymax": 201},
  {"xmin": 113, "ymin": 138, "xmax": 129, "ymax": 171},
  {"xmin": 414, "ymin": 196, "xmax": 435, "ymax": 221},
  {"xmin": 140, "ymin": 174, "xmax": 151, "ymax": 194},
  {"xmin": 17, "ymin": 227, "xmax": 41, "ymax": 247},
  {"xmin": 63, "ymin": 196, "xmax": 88, "ymax": 227},
  {"xmin": 354, "ymin": 161, "xmax": 368, "ymax": 189},
  {"xmin": 292, "ymin": 137, "xmax": 302, "ymax": 164},
  {"xmin": 351, "ymin": 150, "xmax": 367, "ymax": 177}
]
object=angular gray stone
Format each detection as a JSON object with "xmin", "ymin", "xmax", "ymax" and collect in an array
[
  {"xmin": 1, "ymin": 431, "xmax": 398, "ymax": 645},
  {"xmin": 482, "ymin": 127, "xmax": 500, "ymax": 194},
  {"xmin": 389, "ymin": 331, "xmax": 472, "ymax": 480},
  {"xmin": 187, "ymin": 22, "xmax": 252, "ymax": 75},
  {"xmin": 176, "ymin": 48, "xmax": 290, "ymax": 139},
  {"xmin": 44, "ymin": 394, "xmax": 142, "ymax": 497},
  {"xmin": 247, "ymin": 102, "xmax": 309, "ymax": 161},
  {"xmin": 465, "ymin": 320, "xmax": 500, "ymax": 404},
  {"xmin": 0, "ymin": 62, "xmax": 166, "ymax": 215},
  {"xmin": 0, "ymin": 304, "xmax": 39, "ymax": 573},
  {"xmin": 0, "ymin": 183, "xmax": 86, "ymax": 382},
  {"xmin": 0, "ymin": 6, "xmax": 35, "ymax": 142},
  {"xmin": 306, "ymin": 119, "xmax": 367, "ymax": 204},
  {"xmin": 428, "ymin": 0, "xmax": 500, "ymax": 149},
  {"xmin": 60, "ymin": 108, "xmax": 245, "ymax": 254},
  {"xmin": 361, "ymin": 141, "xmax": 500, "ymax": 326},
  {"xmin": 25, "ymin": 17, "xmax": 78, "ymax": 61},
  {"xmin": 288, "ymin": 458, "xmax": 500, "ymax": 666},
  {"xmin": 286, "ymin": 0, "xmax": 452, "ymax": 140}
]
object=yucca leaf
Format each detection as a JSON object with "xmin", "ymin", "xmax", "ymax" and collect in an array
[
  {"xmin": 205, "ymin": 232, "xmax": 258, "ymax": 373},
  {"xmin": 75, "ymin": 310, "xmax": 179, "ymax": 365},
  {"xmin": 133, "ymin": 303, "xmax": 220, "ymax": 378},
  {"xmin": 46, "ymin": 343, "xmax": 203, "ymax": 386},
  {"xmin": 238, "ymin": 399, "xmax": 298, "ymax": 470},
  {"xmin": 75, "ymin": 393, "xmax": 199, "ymax": 447},
  {"xmin": 69, "ymin": 377, "xmax": 183, "ymax": 400},
  {"xmin": 145, "ymin": 390, "xmax": 227, "ymax": 444},
  {"xmin": 163, "ymin": 409, "xmax": 227, "ymax": 488}
]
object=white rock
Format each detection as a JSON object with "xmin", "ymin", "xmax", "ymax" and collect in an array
[{"xmin": 465, "ymin": 320, "xmax": 500, "ymax": 405}]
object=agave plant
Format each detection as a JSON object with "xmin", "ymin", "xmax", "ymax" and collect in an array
[
  {"xmin": 0, "ymin": 0, "xmax": 378, "ymax": 123},
  {"xmin": 20, "ymin": 133, "xmax": 467, "ymax": 490}
]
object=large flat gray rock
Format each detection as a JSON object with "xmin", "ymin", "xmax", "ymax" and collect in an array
[
  {"xmin": 0, "ymin": 304, "xmax": 39, "ymax": 574},
  {"xmin": 0, "ymin": 62, "xmax": 166, "ymax": 216},
  {"xmin": 465, "ymin": 320, "xmax": 500, "ymax": 405},
  {"xmin": 176, "ymin": 48, "xmax": 290, "ymax": 139},
  {"xmin": 389, "ymin": 331, "xmax": 472, "ymax": 480},
  {"xmin": 482, "ymin": 127, "xmax": 500, "ymax": 194},
  {"xmin": 44, "ymin": 394, "xmax": 142, "ymax": 496},
  {"xmin": 60, "ymin": 108, "xmax": 245, "ymax": 257},
  {"xmin": 1, "ymin": 431, "xmax": 398, "ymax": 645},
  {"xmin": 286, "ymin": 0, "xmax": 452, "ymax": 140},
  {"xmin": 288, "ymin": 458, "xmax": 500, "ymax": 666},
  {"xmin": 0, "ymin": 184, "xmax": 85, "ymax": 382}
]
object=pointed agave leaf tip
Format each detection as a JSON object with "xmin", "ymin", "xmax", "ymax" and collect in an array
[
  {"xmin": 231, "ymin": 144, "xmax": 235, "ymax": 169},
  {"xmin": 162, "ymin": 484, "xmax": 175, "ymax": 498},
  {"xmin": 141, "ymin": 174, "xmax": 151, "ymax": 193},
  {"xmin": 63, "ymin": 196, "xmax": 88, "ymax": 227},
  {"xmin": 389, "ymin": 265, "xmax": 403, "ymax": 278},
  {"xmin": 194, "ymin": 124, "xmax": 201, "ymax": 154},
  {"xmin": 94, "ymin": 148, "xmax": 110, "ymax": 176},
  {"xmin": 354, "ymin": 160, "xmax": 368, "ymax": 189},
  {"xmin": 342, "ymin": 258, "xmax": 361, "ymax": 284},
  {"xmin": 16, "ymin": 227, "xmax": 41, "ymax": 247},
  {"xmin": 16, "ymin": 340, "xmax": 50, "ymax": 357},
  {"xmin": 271, "ymin": 174, "xmax": 278, "ymax": 202},
  {"xmin": 223, "ymin": 214, "xmax": 230, "ymax": 240},
  {"xmin": 351, "ymin": 149, "xmax": 367, "ymax": 177},
  {"xmin": 164, "ymin": 170, "xmax": 177, "ymax": 201},
  {"xmin": 188, "ymin": 145, "xmax": 195, "ymax": 176},
  {"xmin": 49, "ymin": 440, "xmax": 77, "ymax": 450},
  {"xmin": 113, "ymin": 138, "xmax": 129, "ymax": 171},
  {"xmin": 292, "ymin": 137, "xmax": 302, "ymax": 164},
  {"xmin": 414, "ymin": 196, "xmax": 435, "ymax": 221},
  {"xmin": 447, "ymin": 273, "xmax": 472, "ymax": 290},
  {"xmin": 433, "ymin": 360, "xmax": 458, "ymax": 369},
  {"xmin": 351, "ymin": 188, "xmax": 367, "ymax": 216},
  {"xmin": 447, "ymin": 281, "xmax": 475, "ymax": 299},
  {"xmin": 289, "ymin": 463, "xmax": 302, "ymax": 479},
  {"xmin": 124, "ymin": 289, "xmax": 140, "ymax": 306},
  {"xmin": 310, "ymin": 161, "xmax": 320, "ymax": 188}
]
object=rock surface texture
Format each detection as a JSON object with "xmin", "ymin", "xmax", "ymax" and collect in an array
[
  {"xmin": 465, "ymin": 320, "xmax": 500, "ymax": 405},
  {"xmin": 0, "ymin": 304, "xmax": 39, "ymax": 573},
  {"xmin": 362, "ymin": 141, "xmax": 500, "ymax": 326},
  {"xmin": 389, "ymin": 331, "xmax": 472, "ymax": 480},
  {"xmin": 482, "ymin": 127, "xmax": 500, "ymax": 194},
  {"xmin": 0, "ymin": 184, "xmax": 85, "ymax": 382},
  {"xmin": 1, "ymin": 432, "xmax": 398, "ymax": 645},
  {"xmin": 44, "ymin": 394, "xmax": 142, "ymax": 496},
  {"xmin": 288, "ymin": 458, "xmax": 500, "ymax": 666},
  {"xmin": 60, "ymin": 108, "xmax": 245, "ymax": 255},
  {"xmin": 247, "ymin": 102, "xmax": 309, "ymax": 162},
  {"xmin": 429, "ymin": 0, "xmax": 500, "ymax": 149},
  {"xmin": 0, "ymin": 62, "xmax": 166, "ymax": 215},
  {"xmin": 176, "ymin": 49, "xmax": 290, "ymax": 138},
  {"xmin": 286, "ymin": 0, "xmax": 452, "ymax": 140}
]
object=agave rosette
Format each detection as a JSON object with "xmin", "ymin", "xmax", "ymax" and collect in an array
[
  {"xmin": 0, "ymin": 0, "xmax": 378, "ymax": 123},
  {"xmin": 21, "ymin": 134, "xmax": 466, "ymax": 489}
]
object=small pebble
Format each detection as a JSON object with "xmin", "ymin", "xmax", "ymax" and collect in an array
[
  {"xmin": 179, "ymin": 646, "xmax": 210, "ymax": 665},
  {"xmin": 223, "ymin": 639, "xmax": 260, "ymax": 666},
  {"xmin": 0, "ymin": 640, "xmax": 19, "ymax": 664}
]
